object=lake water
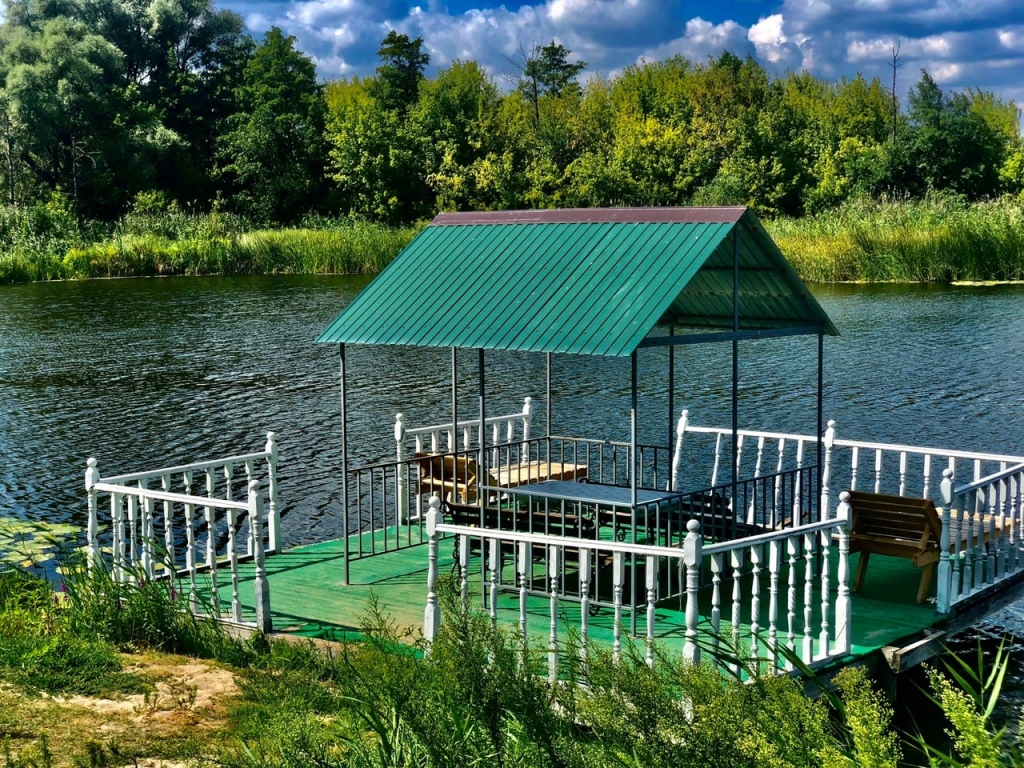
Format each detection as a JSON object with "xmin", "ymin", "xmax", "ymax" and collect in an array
[{"xmin": 1, "ymin": 275, "xmax": 1024, "ymax": 729}]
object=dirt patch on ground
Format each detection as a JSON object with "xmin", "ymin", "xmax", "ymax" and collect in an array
[
  {"xmin": 63, "ymin": 659, "xmax": 238, "ymax": 728},
  {"xmin": 2, "ymin": 653, "xmax": 239, "ymax": 767}
]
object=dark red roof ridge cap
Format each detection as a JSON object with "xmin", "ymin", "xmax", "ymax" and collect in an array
[{"xmin": 430, "ymin": 207, "xmax": 748, "ymax": 226}]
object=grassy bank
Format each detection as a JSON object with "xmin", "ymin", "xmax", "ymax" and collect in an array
[
  {"xmin": 2, "ymin": 197, "xmax": 1024, "ymax": 285},
  {"xmin": 0, "ymin": 203, "xmax": 420, "ymax": 284},
  {"xmin": 767, "ymin": 196, "xmax": 1024, "ymax": 283}
]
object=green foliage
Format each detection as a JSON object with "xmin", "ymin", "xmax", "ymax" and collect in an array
[
  {"xmin": 371, "ymin": 30, "xmax": 430, "ymax": 114},
  {"xmin": 217, "ymin": 27, "xmax": 327, "ymax": 224}
]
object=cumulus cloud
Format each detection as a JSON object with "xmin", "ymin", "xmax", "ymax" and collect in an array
[{"xmin": 228, "ymin": 0, "xmax": 1024, "ymax": 105}]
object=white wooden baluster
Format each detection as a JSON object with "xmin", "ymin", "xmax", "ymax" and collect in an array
[
  {"xmin": 670, "ymin": 409, "xmax": 688, "ymax": 491},
  {"xmin": 988, "ymin": 480, "xmax": 999, "ymax": 582},
  {"xmin": 393, "ymin": 416, "xmax": 408, "ymax": 527},
  {"xmin": 489, "ymin": 539, "xmax": 499, "ymax": 628},
  {"xmin": 710, "ymin": 432, "xmax": 722, "ymax": 487},
  {"xmin": 111, "ymin": 492, "xmax": 124, "ymax": 583},
  {"xmin": 874, "ymin": 449, "xmax": 883, "ymax": 494},
  {"xmin": 463, "ymin": 424, "xmax": 471, "ymax": 451},
  {"xmin": 521, "ymin": 397, "xmax": 534, "ymax": 463},
  {"xmin": 138, "ymin": 479, "xmax": 153, "ymax": 580},
  {"xmin": 183, "ymin": 470, "xmax": 197, "ymax": 613},
  {"xmin": 161, "ymin": 473, "xmax": 174, "ymax": 574},
  {"xmin": 249, "ymin": 480, "xmax": 272, "ymax": 633},
  {"xmin": 645, "ymin": 554, "xmax": 658, "ymax": 667},
  {"xmin": 579, "ymin": 547, "xmax": 591, "ymax": 666},
  {"xmin": 730, "ymin": 550, "xmax": 743, "ymax": 675},
  {"xmin": 683, "ymin": 520, "xmax": 701, "ymax": 665},
  {"xmin": 518, "ymin": 541, "xmax": 529, "ymax": 661},
  {"xmin": 227, "ymin": 498, "xmax": 242, "ymax": 623},
  {"xmin": 205, "ymin": 467, "xmax": 220, "ymax": 616},
  {"xmin": 1010, "ymin": 473, "xmax": 1021, "ymax": 574},
  {"xmin": 820, "ymin": 421, "xmax": 836, "ymax": 518},
  {"xmin": 973, "ymin": 486, "xmax": 985, "ymax": 591},
  {"xmin": 898, "ymin": 452, "xmax": 908, "ymax": 496},
  {"xmin": 835, "ymin": 493, "xmax": 852, "ymax": 655},
  {"xmin": 768, "ymin": 540, "xmax": 780, "ymax": 670},
  {"xmin": 802, "ymin": 532, "xmax": 814, "ymax": 663},
  {"xmin": 749, "ymin": 544, "xmax": 761, "ymax": 669},
  {"xmin": 145, "ymin": 493, "xmax": 157, "ymax": 580},
  {"xmin": 612, "ymin": 551, "xmax": 624, "ymax": 663},
  {"xmin": 459, "ymin": 535, "xmax": 470, "ymax": 611},
  {"xmin": 786, "ymin": 538, "xmax": 797, "ymax": 670},
  {"xmin": 772, "ymin": 439, "xmax": 786, "ymax": 525},
  {"xmin": 850, "ymin": 446, "xmax": 859, "ymax": 491},
  {"xmin": 423, "ymin": 496, "xmax": 441, "ymax": 652},
  {"xmin": 85, "ymin": 459, "xmax": 100, "ymax": 574},
  {"xmin": 127, "ymin": 493, "xmax": 139, "ymax": 581},
  {"xmin": 922, "ymin": 454, "xmax": 931, "ymax": 500},
  {"xmin": 734, "ymin": 434, "xmax": 745, "ymax": 481},
  {"xmin": 492, "ymin": 421, "xmax": 500, "ymax": 468},
  {"xmin": 710, "ymin": 552, "xmax": 722, "ymax": 659},
  {"xmin": 819, "ymin": 527, "xmax": 831, "ymax": 659},
  {"xmin": 792, "ymin": 440, "xmax": 805, "ymax": 524},
  {"xmin": 748, "ymin": 436, "xmax": 765, "ymax": 522},
  {"xmin": 548, "ymin": 546, "xmax": 560, "ymax": 683},
  {"xmin": 244, "ymin": 459, "xmax": 255, "ymax": 556},
  {"xmin": 995, "ymin": 477, "xmax": 1006, "ymax": 579}
]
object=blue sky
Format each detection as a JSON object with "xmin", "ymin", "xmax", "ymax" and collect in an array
[{"xmin": 227, "ymin": 0, "xmax": 1024, "ymax": 105}]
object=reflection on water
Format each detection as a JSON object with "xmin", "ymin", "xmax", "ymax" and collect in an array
[{"xmin": 1, "ymin": 276, "xmax": 1023, "ymax": 618}]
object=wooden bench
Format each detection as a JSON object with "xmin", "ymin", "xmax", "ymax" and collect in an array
[
  {"xmin": 413, "ymin": 452, "xmax": 587, "ymax": 504},
  {"xmin": 847, "ymin": 490, "xmax": 1013, "ymax": 604}
]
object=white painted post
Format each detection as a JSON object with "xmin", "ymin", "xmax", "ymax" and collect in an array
[
  {"xmin": 579, "ymin": 547, "xmax": 591, "ymax": 664},
  {"xmin": 227, "ymin": 499, "xmax": 242, "ymax": 623},
  {"xmin": 522, "ymin": 397, "xmax": 533, "ymax": 463},
  {"xmin": 459, "ymin": 534, "xmax": 470, "ymax": 611},
  {"xmin": 898, "ymin": 452, "xmax": 908, "ymax": 497},
  {"xmin": 786, "ymin": 538, "xmax": 797, "ymax": 670},
  {"xmin": 768, "ymin": 539, "xmax": 780, "ymax": 670},
  {"xmin": 111, "ymin": 492, "xmax": 124, "ymax": 583},
  {"xmin": 395, "ymin": 416, "xmax": 408, "ymax": 524},
  {"xmin": 161, "ymin": 473, "xmax": 175, "ymax": 574},
  {"xmin": 710, "ymin": 552, "xmax": 722, "ymax": 659},
  {"xmin": 138, "ymin": 480, "xmax": 153, "ymax": 580},
  {"xmin": 265, "ymin": 432, "xmax": 280, "ymax": 551},
  {"xmin": 244, "ymin": 459, "xmax": 255, "ymax": 557},
  {"xmin": 549, "ymin": 545, "xmax": 560, "ymax": 683},
  {"xmin": 819, "ymin": 527, "xmax": 831, "ymax": 658},
  {"xmin": 205, "ymin": 467, "xmax": 220, "ymax": 616},
  {"xmin": 424, "ymin": 496, "xmax": 441, "ymax": 651},
  {"xmin": 518, "ymin": 541, "xmax": 529, "ymax": 659},
  {"xmin": 820, "ymin": 420, "xmax": 836, "ymax": 519},
  {"xmin": 183, "ymin": 470, "xmax": 197, "ymax": 613},
  {"xmin": 937, "ymin": 468, "xmax": 953, "ymax": 613},
  {"xmin": 835, "ymin": 492, "xmax": 852, "ymax": 655},
  {"xmin": 645, "ymin": 554, "xmax": 658, "ymax": 667},
  {"xmin": 127, "ymin": 493, "xmax": 139, "ymax": 580},
  {"xmin": 249, "ymin": 480, "xmax": 272, "ymax": 634},
  {"xmin": 683, "ymin": 519, "xmax": 701, "ymax": 666},
  {"xmin": 612, "ymin": 551, "xmax": 624, "ymax": 663},
  {"xmin": 749, "ymin": 544, "xmax": 761, "ymax": 665},
  {"xmin": 489, "ymin": 538, "xmax": 499, "ymax": 628},
  {"xmin": 730, "ymin": 550, "xmax": 743, "ymax": 676},
  {"xmin": 85, "ymin": 458, "xmax": 100, "ymax": 574},
  {"xmin": 802, "ymin": 532, "xmax": 814, "ymax": 663},
  {"xmin": 850, "ymin": 446, "xmax": 860, "ymax": 491},
  {"xmin": 670, "ymin": 409, "xmax": 688, "ymax": 491}
]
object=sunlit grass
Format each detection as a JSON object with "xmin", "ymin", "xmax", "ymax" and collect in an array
[{"xmin": 767, "ymin": 196, "xmax": 1024, "ymax": 282}]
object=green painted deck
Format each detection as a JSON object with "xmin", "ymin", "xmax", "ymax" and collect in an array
[{"xmin": 197, "ymin": 527, "xmax": 940, "ymax": 665}]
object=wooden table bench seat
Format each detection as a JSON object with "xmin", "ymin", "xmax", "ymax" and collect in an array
[{"xmin": 847, "ymin": 490, "xmax": 1013, "ymax": 604}]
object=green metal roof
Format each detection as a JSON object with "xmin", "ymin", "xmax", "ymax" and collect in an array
[{"xmin": 317, "ymin": 208, "xmax": 837, "ymax": 357}]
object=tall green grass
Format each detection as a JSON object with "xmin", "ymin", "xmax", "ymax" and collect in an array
[
  {"xmin": 768, "ymin": 195, "xmax": 1024, "ymax": 283},
  {"xmin": 0, "ymin": 203, "xmax": 420, "ymax": 284}
]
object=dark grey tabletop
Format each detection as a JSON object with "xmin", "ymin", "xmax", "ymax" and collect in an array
[{"xmin": 498, "ymin": 480, "xmax": 682, "ymax": 508}]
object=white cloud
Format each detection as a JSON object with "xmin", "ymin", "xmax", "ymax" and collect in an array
[{"xmin": 228, "ymin": 0, "xmax": 1024, "ymax": 105}]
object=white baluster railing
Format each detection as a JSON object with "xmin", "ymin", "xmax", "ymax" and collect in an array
[
  {"xmin": 425, "ymin": 506, "xmax": 852, "ymax": 681},
  {"xmin": 938, "ymin": 462, "xmax": 1024, "ymax": 613}
]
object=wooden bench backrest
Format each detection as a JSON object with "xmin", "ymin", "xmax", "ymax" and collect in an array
[
  {"xmin": 413, "ymin": 452, "xmax": 479, "ymax": 486},
  {"xmin": 847, "ymin": 490, "xmax": 942, "ymax": 553}
]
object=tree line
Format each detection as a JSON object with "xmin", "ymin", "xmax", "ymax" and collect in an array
[{"xmin": 2, "ymin": 0, "xmax": 1022, "ymax": 226}]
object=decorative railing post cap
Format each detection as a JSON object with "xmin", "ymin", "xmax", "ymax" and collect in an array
[
  {"xmin": 394, "ymin": 413, "xmax": 405, "ymax": 441},
  {"xmin": 838, "ymin": 490, "xmax": 851, "ymax": 503},
  {"xmin": 942, "ymin": 468, "xmax": 954, "ymax": 479},
  {"xmin": 85, "ymin": 457, "xmax": 99, "ymax": 488},
  {"xmin": 824, "ymin": 420, "xmax": 837, "ymax": 446},
  {"xmin": 248, "ymin": 479, "xmax": 261, "ymax": 493},
  {"xmin": 426, "ymin": 495, "xmax": 442, "ymax": 534},
  {"xmin": 522, "ymin": 396, "xmax": 533, "ymax": 415},
  {"xmin": 676, "ymin": 409, "xmax": 689, "ymax": 435}
]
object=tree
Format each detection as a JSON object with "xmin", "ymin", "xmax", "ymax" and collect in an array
[
  {"xmin": 217, "ymin": 27, "xmax": 326, "ymax": 223},
  {"xmin": 371, "ymin": 30, "xmax": 429, "ymax": 113},
  {"xmin": 515, "ymin": 40, "xmax": 586, "ymax": 126}
]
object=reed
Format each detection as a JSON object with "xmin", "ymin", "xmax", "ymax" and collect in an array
[
  {"xmin": 767, "ymin": 196, "xmax": 1024, "ymax": 283},
  {"xmin": 0, "ymin": 208, "xmax": 420, "ymax": 284}
]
